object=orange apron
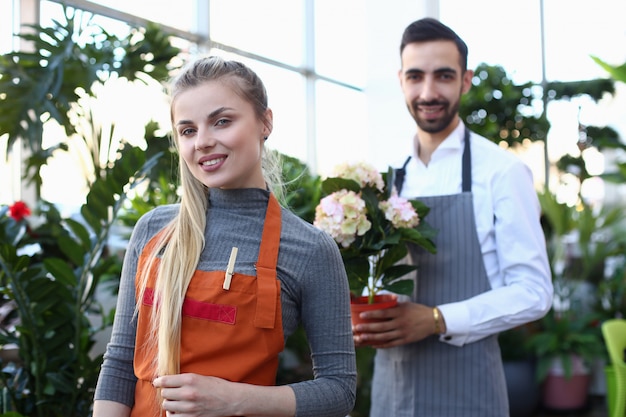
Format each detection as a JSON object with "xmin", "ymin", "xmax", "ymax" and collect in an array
[{"xmin": 131, "ymin": 194, "xmax": 284, "ymax": 417}]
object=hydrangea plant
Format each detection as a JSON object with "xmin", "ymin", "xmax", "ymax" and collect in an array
[{"xmin": 314, "ymin": 161, "xmax": 436, "ymax": 303}]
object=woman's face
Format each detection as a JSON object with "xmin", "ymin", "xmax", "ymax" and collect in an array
[{"xmin": 173, "ymin": 80, "xmax": 271, "ymax": 189}]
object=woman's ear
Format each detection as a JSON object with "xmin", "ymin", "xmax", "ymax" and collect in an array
[{"xmin": 263, "ymin": 108, "xmax": 274, "ymax": 138}]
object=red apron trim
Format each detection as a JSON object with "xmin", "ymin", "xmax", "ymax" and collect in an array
[{"xmin": 143, "ymin": 288, "xmax": 237, "ymax": 325}]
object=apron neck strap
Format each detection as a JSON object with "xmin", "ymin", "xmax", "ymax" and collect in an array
[
  {"xmin": 254, "ymin": 193, "xmax": 282, "ymax": 329},
  {"xmin": 461, "ymin": 127, "xmax": 472, "ymax": 192},
  {"xmin": 394, "ymin": 126, "xmax": 472, "ymax": 194}
]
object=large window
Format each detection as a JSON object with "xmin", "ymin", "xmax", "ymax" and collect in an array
[
  {"xmin": 2, "ymin": 0, "xmax": 624, "ymax": 208},
  {"xmin": 0, "ymin": 0, "xmax": 367, "ymax": 207}
]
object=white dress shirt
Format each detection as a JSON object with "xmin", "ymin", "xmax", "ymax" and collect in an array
[{"xmin": 399, "ymin": 122, "xmax": 553, "ymax": 346}]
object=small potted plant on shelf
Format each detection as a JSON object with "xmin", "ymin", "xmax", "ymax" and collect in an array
[
  {"xmin": 526, "ymin": 304, "xmax": 605, "ymax": 412},
  {"xmin": 313, "ymin": 161, "xmax": 436, "ymax": 315}
]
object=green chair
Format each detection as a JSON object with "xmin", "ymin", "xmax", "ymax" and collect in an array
[{"xmin": 602, "ymin": 319, "xmax": 626, "ymax": 417}]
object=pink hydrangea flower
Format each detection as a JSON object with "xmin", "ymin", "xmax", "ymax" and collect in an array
[
  {"xmin": 314, "ymin": 189, "xmax": 371, "ymax": 247},
  {"xmin": 379, "ymin": 192, "xmax": 420, "ymax": 229},
  {"xmin": 331, "ymin": 161, "xmax": 384, "ymax": 191}
]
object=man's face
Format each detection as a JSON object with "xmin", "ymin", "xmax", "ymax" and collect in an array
[{"xmin": 398, "ymin": 40, "xmax": 473, "ymax": 135}]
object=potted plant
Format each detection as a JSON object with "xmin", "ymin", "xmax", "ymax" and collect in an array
[
  {"xmin": 527, "ymin": 304, "xmax": 605, "ymax": 412},
  {"xmin": 313, "ymin": 161, "xmax": 436, "ymax": 312}
]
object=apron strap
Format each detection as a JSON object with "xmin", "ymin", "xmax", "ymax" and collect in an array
[
  {"xmin": 394, "ymin": 156, "xmax": 411, "ymax": 195},
  {"xmin": 394, "ymin": 127, "xmax": 472, "ymax": 194},
  {"xmin": 461, "ymin": 127, "xmax": 472, "ymax": 192},
  {"xmin": 254, "ymin": 193, "xmax": 282, "ymax": 329}
]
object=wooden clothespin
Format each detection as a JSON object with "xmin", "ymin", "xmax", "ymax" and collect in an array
[{"xmin": 223, "ymin": 247, "xmax": 238, "ymax": 290}]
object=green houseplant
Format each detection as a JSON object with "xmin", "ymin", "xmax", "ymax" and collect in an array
[
  {"xmin": 527, "ymin": 302, "xmax": 605, "ymax": 411},
  {"xmin": 0, "ymin": 144, "xmax": 159, "ymax": 417},
  {"xmin": 313, "ymin": 161, "xmax": 436, "ymax": 304},
  {"xmin": 528, "ymin": 307, "xmax": 604, "ymax": 382}
]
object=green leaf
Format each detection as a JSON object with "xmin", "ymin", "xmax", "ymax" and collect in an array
[
  {"xmin": 343, "ymin": 256, "xmax": 370, "ymax": 295},
  {"xmin": 383, "ymin": 279, "xmax": 414, "ymax": 296},
  {"xmin": 411, "ymin": 199, "xmax": 431, "ymax": 219},
  {"xmin": 64, "ymin": 218, "xmax": 91, "ymax": 249},
  {"xmin": 403, "ymin": 227, "xmax": 437, "ymax": 253},
  {"xmin": 321, "ymin": 177, "xmax": 361, "ymax": 195},
  {"xmin": 378, "ymin": 244, "xmax": 408, "ymax": 272},
  {"xmin": 381, "ymin": 264, "xmax": 417, "ymax": 284},
  {"xmin": 56, "ymin": 235, "xmax": 85, "ymax": 266},
  {"xmin": 43, "ymin": 258, "xmax": 76, "ymax": 287},
  {"xmin": 591, "ymin": 56, "xmax": 625, "ymax": 82}
]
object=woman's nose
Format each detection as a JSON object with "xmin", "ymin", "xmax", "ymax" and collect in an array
[{"xmin": 195, "ymin": 129, "xmax": 216, "ymax": 150}]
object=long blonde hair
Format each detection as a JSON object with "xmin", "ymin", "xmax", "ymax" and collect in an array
[{"xmin": 136, "ymin": 56, "xmax": 283, "ymax": 379}]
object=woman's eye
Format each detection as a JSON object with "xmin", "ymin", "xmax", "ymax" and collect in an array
[
  {"xmin": 216, "ymin": 118, "xmax": 230, "ymax": 126},
  {"xmin": 180, "ymin": 127, "xmax": 195, "ymax": 136}
]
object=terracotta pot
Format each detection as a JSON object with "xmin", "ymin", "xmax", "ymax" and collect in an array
[
  {"xmin": 350, "ymin": 294, "xmax": 397, "ymax": 343},
  {"xmin": 542, "ymin": 373, "xmax": 590, "ymax": 410},
  {"xmin": 541, "ymin": 355, "xmax": 591, "ymax": 411}
]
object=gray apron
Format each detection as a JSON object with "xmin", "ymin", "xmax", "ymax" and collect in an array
[{"xmin": 370, "ymin": 129, "xmax": 508, "ymax": 417}]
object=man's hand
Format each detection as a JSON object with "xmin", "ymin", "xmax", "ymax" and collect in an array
[{"xmin": 352, "ymin": 301, "xmax": 441, "ymax": 349}]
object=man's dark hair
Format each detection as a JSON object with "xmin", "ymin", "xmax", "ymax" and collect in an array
[{"xmin": 400, "ymin": 17, "xmax": 469, "ymax": 71}]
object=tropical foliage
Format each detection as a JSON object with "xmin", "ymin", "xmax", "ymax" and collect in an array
[
  {"xmin": 0, "ymin": 144, "xmax": 158, "ymax": 416},
  {"xmin": 0, "ymin": 5, "xmax": 181, "ymax": 195}
]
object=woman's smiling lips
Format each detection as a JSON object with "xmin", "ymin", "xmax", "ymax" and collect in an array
[{"xmin": 199, "ymin": 155, "xmax": 226, "ymax": 171}]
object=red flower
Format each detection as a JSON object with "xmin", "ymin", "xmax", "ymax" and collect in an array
[{"xmin": 9, "ymin": 201, "xmax": 31, "ymax": 221}]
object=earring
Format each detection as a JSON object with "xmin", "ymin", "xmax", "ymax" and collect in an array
[{"xmin": 263, "ymin": 136, "xmax": 268, "ymax": 141}]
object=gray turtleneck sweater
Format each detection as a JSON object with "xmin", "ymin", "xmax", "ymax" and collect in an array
[{"xmin": 94, "ymin": 188, "xmax": 356, "ymax": 417}]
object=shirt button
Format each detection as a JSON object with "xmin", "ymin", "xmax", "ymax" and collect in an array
[{"xmin": 444, "ymin": 336, "xmax": 452, "ymax": 341}]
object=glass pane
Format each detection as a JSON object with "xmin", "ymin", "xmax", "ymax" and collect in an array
[
  {"xmin": 209, "ymin": 0, "xmax": 304, "ymax": 67},
  {"xmin": 0, "ymin": 145, "xmax": 17, "ymax": 205},
  {"xmin": 316, "ymin": 80, "xmax": 367, "ymax": 176},
  {"xmin": 40, "ymin": 1, "xmax": 131, "ymax": 44},
  {"xmin": 258, "ymin": 64, "xmax": 307, "ymax": 163},
  {"xmin": 440, "ymin": 0, "xmax": 626, "ymax": 84},
  {"xmin": 314, "ymin": 0, "xmax": 366, "ymax": 88},
  {"xmin": 540, "ymin": 0, "xmax": 625, "ymax": 82},
  {"xmin": 440, "ymin": 0, "xmax": 543, "ymax": 83},
  {"xmin": 82, "ymin": 0, "xmax": 197, "ymax": 32},
  {"xmin": 0, "ymin": 0, "xmax": 15, "ymax": 204},
  {"xmin": 0, "ymin": 0, "xmax": 14, "ymax": 53}
]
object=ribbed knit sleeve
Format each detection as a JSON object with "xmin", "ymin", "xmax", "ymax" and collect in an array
[{"xmin": 280, "ymin": 223, "xmax": 356, "ymax": 417}]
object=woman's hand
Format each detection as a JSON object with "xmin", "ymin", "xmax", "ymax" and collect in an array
[
  {"xmin": 154, "ymin": 373, "xmax": 236, "ymax": 417},
  {"xmin": 153, "ymin": 373, "xmax": 296, "ymax": 417}
]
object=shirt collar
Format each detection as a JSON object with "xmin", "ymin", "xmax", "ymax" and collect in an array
[{"xmin": 414, "ymin": 120, "xmax": 467, "ymax": 158}]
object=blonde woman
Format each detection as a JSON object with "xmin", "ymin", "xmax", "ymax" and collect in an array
[{"xmin": 93, "ymin": 56, "xmax": 356, "ymax": 417}]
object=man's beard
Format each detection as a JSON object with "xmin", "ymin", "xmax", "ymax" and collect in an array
[{"xmin": 408, "ymin": 98, "xmax": 460, "ymax": 134}]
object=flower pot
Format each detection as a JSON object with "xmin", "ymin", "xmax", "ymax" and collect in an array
[
  {"xmin": 541, "ymin": 355, "xmax": 591, "ymax": 411},
  {"xmin": 350, "ymin": 294, "xmax": 397, "ymax": 344},
  {"xmin": 542, "ymin": 373, "xmax": 590, "ymax": 410}
]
